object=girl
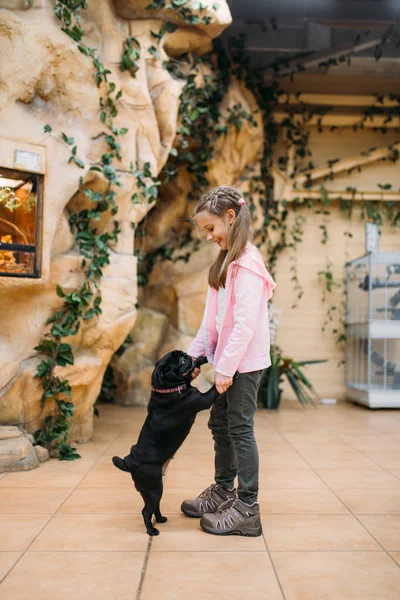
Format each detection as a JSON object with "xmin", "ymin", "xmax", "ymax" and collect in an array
[{"xmin": 181, "ymin": 185, "xmax": 276, "ymax": 537}]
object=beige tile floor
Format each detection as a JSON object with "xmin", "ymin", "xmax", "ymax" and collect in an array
[{"xmin": 1, "ymin": 401, "xmax": 400, "ymax": 599}]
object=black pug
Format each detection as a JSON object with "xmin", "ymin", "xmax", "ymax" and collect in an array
[{"xmin": 112, "ymin": 350, "xmax": 219, "ymax": 536}]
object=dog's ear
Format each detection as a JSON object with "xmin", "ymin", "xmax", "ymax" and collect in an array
[
  {"xmin": 152, "ymin": 364, "xmax": 165, "ymax": 389},
  {"xmin": 152, "ymin": 352, "xmax": 173, "ymax": 388}
]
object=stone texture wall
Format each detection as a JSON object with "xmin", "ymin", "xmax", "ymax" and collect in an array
[
  {"xmin": 111, "ymin": 77, "xmax": 265, "ymax": 404},
  {"xmin": 0, "ymin": 0, "xmax": 231, "ymax": 450}
]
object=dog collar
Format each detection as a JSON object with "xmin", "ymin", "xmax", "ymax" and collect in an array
[{"xmin": 151, "ymin": 384, "xmax": 187, "ymax": 395}]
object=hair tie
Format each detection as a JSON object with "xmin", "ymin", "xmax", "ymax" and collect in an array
[{"xmin": 238, "ymin": 198, "xmax": 245, "ymax": 206}]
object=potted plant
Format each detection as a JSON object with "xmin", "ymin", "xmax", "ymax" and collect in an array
[{"xmin": 258, "ymin": 345, "xmax": 327, "ymax": 410}]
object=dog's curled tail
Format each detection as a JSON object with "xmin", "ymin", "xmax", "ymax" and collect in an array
[{"xmin": 112, "ymin": 456, "xmax": 130, "ymax": 473}]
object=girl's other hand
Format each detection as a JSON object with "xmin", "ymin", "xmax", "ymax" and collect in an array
[
  {"xmin": 191, "ymin": 367, "xmax": 201, "ymax": 380},
  {"xmin": 190, "ymin": 356, "xmax": 201, "ymax": 380},
  {"xmin": 215, "ymin": 372, "xmax": 233, "ymax": 395}
]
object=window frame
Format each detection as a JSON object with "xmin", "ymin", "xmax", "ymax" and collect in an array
[{"xmin": 0, "ymin": 165, "xmax": 44, "ymax": 279}]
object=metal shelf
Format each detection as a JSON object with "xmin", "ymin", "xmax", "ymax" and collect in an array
[
  {"xmin": 347, "ymin": 385, "xmax": 400, "ymax": 409},
  {"xmin": 346, "ymin": 321, "xmax": 400, "ymax": 339}
]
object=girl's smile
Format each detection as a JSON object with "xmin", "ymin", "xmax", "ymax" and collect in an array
[{"xmin": 195, "ymin": 210, "xmax": 235, "ymax": 251}]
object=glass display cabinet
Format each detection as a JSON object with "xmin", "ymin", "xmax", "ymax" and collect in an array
[
  {"xmin": 345, "ymin": 252, "xmax": 400, "ymax": 408},
  {"xmin": 0, "ymin": 165, "xmax": 43, "ymax": 277}
]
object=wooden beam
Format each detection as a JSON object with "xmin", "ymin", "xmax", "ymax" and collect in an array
[
  {"xmin": 292, "ymin": 142, "xmax": 400, "ymax": 186},
  {"xmin": 283, "ymin": 190, "xmax": 400, "ymax": 202},
  {"xmin": 273, "ymin": 110, "xmax": 400, "ymax": 128},
  {"xmin": 277, "ymin": 94, "xmax": 400, "ymax": 108},
  {"xmin": 264, "ymin": 32, "xmax": 382, "ymax": 80}
]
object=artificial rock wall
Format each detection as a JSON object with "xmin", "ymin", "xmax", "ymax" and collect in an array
[
  {"xmin": 0, "ymin": 0, "xmax": 232, "ymax": 448},
  {"xmin": 111, "ymin": 78, "xmax": 265, "ymax": 405}
]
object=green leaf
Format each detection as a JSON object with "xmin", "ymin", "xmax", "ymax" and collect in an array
[
  {"xmin": 103, "ymin": 164, "xmax": 117, "ymax": 181},
  {"xmin": 61, "ymin": 132, "xmax": 74, "ymax": 145},
  {"xmin": 44, "ymin": 124, "xmax": 52, "ymax": 133},
  {"xmin": 78, "ymin": 44, "xmax": 90, "ymax": 56},
  {"xmin": 55, "ymin": 344, "xmax": 74, "ymax": 367},
  {"xmin": 56, "ymin": 285, "xmax": 65, "ymax": 298},
  {"xmin": 148, "ymin": 46, "xmax": 160, "ymax": 59},
  {"xmin": 73, "ymin": 157, "xmax": 85, "ymax": 169},
  {"xmin": 319, "ymin": 185, "xmax": 330, "ymax": 204},
  {"xmin": 83, "ymin": 308, "xmax": 96, "ymax": 320},
  {"xmin": 131, "ymin": 192, "xmax": 140, "ymax": 204},
  {"xmin": 35, "ymin": 359, "xmax": 52, "ymax": 378},
  {"xmin": 34, "ymin": 340, "xmax": 57, "ymax": 356},
  {"xmin": 189, "ymin": 109, "xmax": 200, "ymax": 121}
]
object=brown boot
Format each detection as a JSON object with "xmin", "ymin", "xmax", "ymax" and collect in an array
[
  {"xmin": 181, "ymin": 483, "xmax": 236, "ymax": 518},
  {"xmin": 200, "ymin": 498, "xmax": 262, "ymax": 537}
]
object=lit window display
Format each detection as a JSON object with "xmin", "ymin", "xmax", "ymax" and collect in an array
[{"xmin": 0, "ymin": 166, "xmax": 43, "ymax": 277}]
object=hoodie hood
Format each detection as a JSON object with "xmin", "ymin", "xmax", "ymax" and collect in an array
[{"xmin": 231, "ymin": 243, "xmax": 276, "ymax": 298}]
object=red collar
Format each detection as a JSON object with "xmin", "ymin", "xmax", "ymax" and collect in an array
[{"xmin": 151, "ymin": 384, "xmax": 187, "ymax": 395}]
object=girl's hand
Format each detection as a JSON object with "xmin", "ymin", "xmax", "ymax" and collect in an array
[
  {"xmin": 191, "ymin": 367, "xmax": 201, "ymax": 380},
  {"xmin": 215, "ymin": 372, "xmax": 233, "ymax": 395},
  {"xmin": 190, "ymin": 357, "xmax": 201, "ymax": 380}
]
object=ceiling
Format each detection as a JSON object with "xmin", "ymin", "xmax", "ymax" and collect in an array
[
  {"xmin": 227, "ymin": 0, "xmax": 400, "ymax": 23},
  {"xmin": 222, "ymin": 0, "xmax": 400, "ymax": 81}
]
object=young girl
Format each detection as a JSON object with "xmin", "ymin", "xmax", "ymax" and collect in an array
[{"xmin": 181, "ymin": 185, "xmax": 276, "ymax": 537}]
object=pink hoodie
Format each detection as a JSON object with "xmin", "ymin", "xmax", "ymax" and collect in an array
[{"xmin": 187, "ymin": 243, "xmax": 276, "ymax": 377}]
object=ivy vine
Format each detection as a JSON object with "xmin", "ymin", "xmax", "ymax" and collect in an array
[
  {"xmin": 32, "ymin": 0, "xmax": 130, "ymax": 459},
  {"xmin": 132, "ymin": 23, "xmax": 400, "ymax": 369},
  {"xmin": 29, "ymin": 4, "xmax": 400, "ymax": 450}
]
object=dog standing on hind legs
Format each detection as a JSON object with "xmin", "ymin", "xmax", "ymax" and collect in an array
[{"xmin": 112, "ymin": 350, "xmax": 219, "ymax": 536}]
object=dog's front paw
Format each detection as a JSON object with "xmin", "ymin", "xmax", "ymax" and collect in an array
[{"xmin": 147, "ymin": 526, "xmax": 160, "ymax": 536}]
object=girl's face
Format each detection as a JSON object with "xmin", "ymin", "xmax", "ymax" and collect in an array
[{"xmin": 196, "ymin": 210, "xmax": 235, "ymax": 251}]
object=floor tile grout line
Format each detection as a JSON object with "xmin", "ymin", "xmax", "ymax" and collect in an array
[
  {"xmin": 5, "ymin": 549, "xmax": 393, "ymax": 553},
  {"xmin": 311, "ymin": 404, "xmax": 400, "ymax": 439},
  {"xmin": 282, "ymin": 404, "xmax": 400, "ymax": 476},
  {"xmin": 135, "ymin": 538, "xmax": 153, "ymax": 600},
  {"xmin": 263, "ymin": 415, "xmax": 362, "ymax": 512},
  {"xmin": 267, "ymin": 407, "xmax": 375, "ymax": 455},
  {"xmin": 0, "ymin": 425, "xmax": 127, "ymax": 585},
  {"xmin": 304, "ymin": 407, "xmax": 400, "ymax": 478},
  {"xmin": 266, "ymin": 406, "xmax": 400, "ymax": 475},
  {"xmin": 264, "ymin": 411, "xmax": 400, "ymax": 568},
  {"xmin": 2, "ymin": 511, "xmax": 400, "ymax": 516},
  {"xmin": 350, "ymin": 513, "xmax": 400, "ymax": 569},
  {"xmin": 258, "ymin": 413, "xmax": 357, "ymax": 599},
  {"xmin": 3, "ymin": 407, "xmax": 400, "ymax": 591},
  {"xmin": 261, "ymin": 531, "xmax": 287, "ymax": 600},
  {"xmin": 0, "ymin": 512, "xmax": 54, "ymax": 586},
  {"xmin": 0, "ymin": 550, "xmax": 26, "ymax": 586},
  {"xmin": 264, "ymin": 416, "xmax": 350, "ymax": 503},
  {"xmin": 0, "ymin": 550, "xmax": 149, "ymax": 555}
]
